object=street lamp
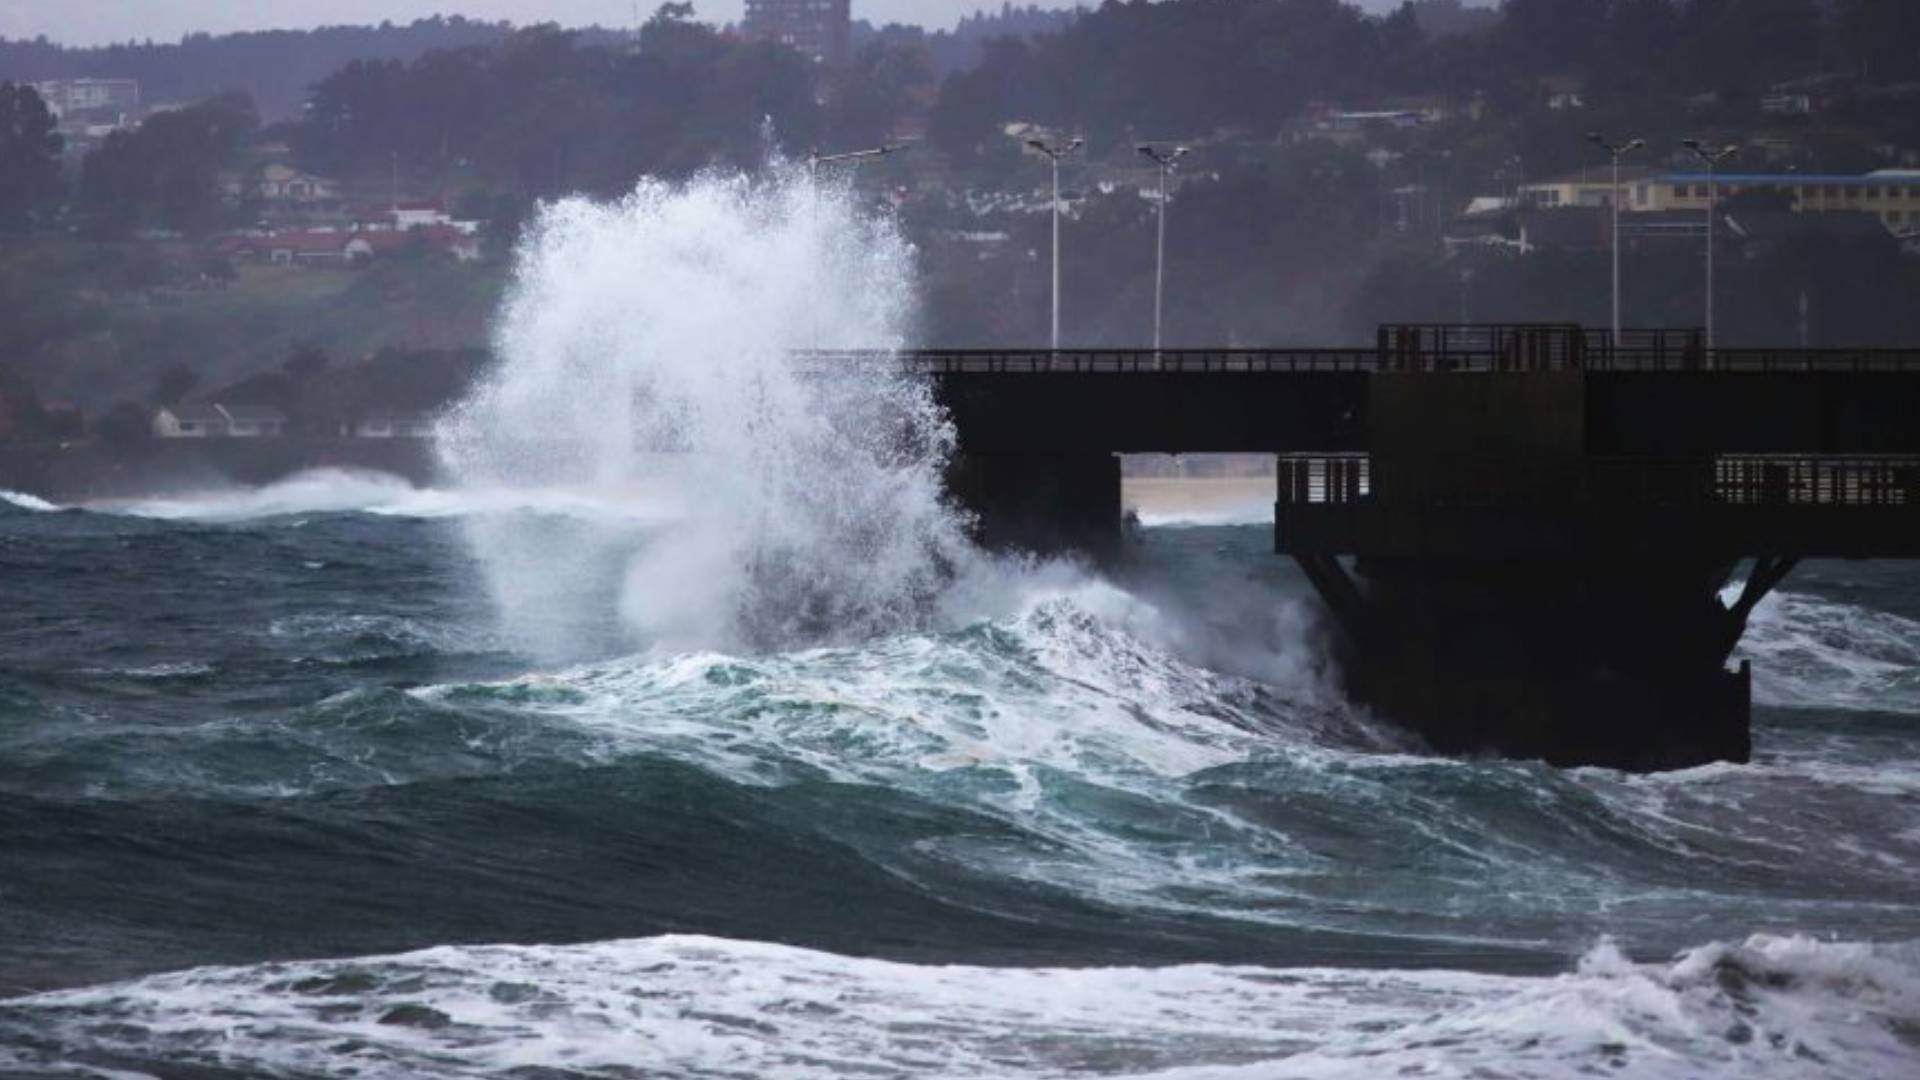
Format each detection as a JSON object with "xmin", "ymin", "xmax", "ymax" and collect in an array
[
  {"xmin": 808, "ymin": 143, "xmax": 907, "ymax": 182},
  {"xmin": 1586, "ymin": 132, "xmax": 1644, "ymax": 345},
  {"xmin": 1681, "ymin": 139, "xmax": 1739, "ymax": 352},
  {"xmin": 804, "ymin": 144, "xmax": 907, "ymax": 348},
  {"xmin": 1027, "ymin": 136, "xmax": 1084, "ymax": 351},
  {"xmin": 1137, "ymin": 144, "xmax": 1189, "ymax": 359}
]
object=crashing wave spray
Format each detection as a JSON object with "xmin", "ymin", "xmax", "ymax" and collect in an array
[{"xmin": 438, "ymin": 169, "xmax": 972, "ymax": 655}]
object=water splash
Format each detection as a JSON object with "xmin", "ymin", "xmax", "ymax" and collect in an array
[{"xmin": 437, "ymin": 169, "xmax": 971, "ymax": 656}]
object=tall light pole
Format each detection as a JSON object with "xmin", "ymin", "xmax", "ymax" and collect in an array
[
  {"xmin": 1137, "ymin": 144, "xmax": 1188, "ymax": 360},
  {"xmin": 1681, "ymin": 139, "xmax": 1739, "ymax": 353},
  {"xmin": 804, "ymin": 144, "xmax": 907, "ymax": 348},
  {"xmin": 1027, "ymin": 136, "xmax": 1083, "ymax": 351},
  {"xmin": 1586, "ymin": 132, "xmax": 1644, "ymax": 345},
  {"xmin": 807, "ymin": 144, "xmax": 906, "ymax": 185}
]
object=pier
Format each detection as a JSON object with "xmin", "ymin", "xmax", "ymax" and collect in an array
[{"xmin": 819, "ymin": 324, "xmax": 1920, "ymax": 770}]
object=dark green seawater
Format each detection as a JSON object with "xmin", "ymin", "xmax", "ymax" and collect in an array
[{"xmin": 1, "ymin": 480, "xmax": 1917, "ymax": 1078}]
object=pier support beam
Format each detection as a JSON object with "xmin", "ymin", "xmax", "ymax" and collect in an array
[
  {"xmin": 946, "ymin": 453, "xmax": 1123, "ymax": 556},
  {"xmin": 1302, "ymin": 558, "xmax": 1791, "ymax": 771}
]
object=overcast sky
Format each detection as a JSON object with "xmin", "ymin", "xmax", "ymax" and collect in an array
[{"xmin": 0, "ymin": 0, "xmax": 1419, "ymax": 47}]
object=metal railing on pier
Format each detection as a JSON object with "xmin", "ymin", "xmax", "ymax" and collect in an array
[
  {"xmin": 796, "ymin": 341, "xmax": 1920, "ymax": 375},
  {"xmin": 1275, "ymin": 455, "xmax": 1920, "ymax": 509},
  {"xmin": 796, "ymin": 348, "xmax": 1380, "ymax": 373}
]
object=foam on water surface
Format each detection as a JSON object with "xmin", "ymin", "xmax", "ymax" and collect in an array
[
  {"xmin": 4, "ymin": 932, "xmax": 1915, "ymax": 1079},
  {"xmin": 0, "ymin": 488, "xmax": 57, "ymax": 511},
  {"xmin": 1738, "ymin": 588, "xmax": 1920, "ymax": 713}
]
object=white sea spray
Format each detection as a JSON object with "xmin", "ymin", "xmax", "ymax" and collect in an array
[{"xmin": 435, "ymin": 169, "xmax": 971, "ymax": 658}]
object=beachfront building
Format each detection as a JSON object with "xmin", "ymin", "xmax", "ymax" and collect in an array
[
  {"xmin": 1518, "ymin": 167, "xmax": 1656, "ymax": 209},
  {"xmin": 152, "ymin": 404, "xmax": 288, "ymax": 439},
  {"xmin": 1626, "ymin": 170, "xmax": 1920, "ymax": 233}
]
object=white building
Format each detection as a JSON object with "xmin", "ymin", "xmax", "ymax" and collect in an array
[
  {"xmin": 32, "ymin": 78, "xmax": 140, "ymax": 119},
  {"xmin": 152, "ymin": 404, "xmax": 288, "ymax": 439},
  {"xmin": 350, "ymin": 414, "xmax": 436, "ymax": 438},
  {"xmin": 1519, "ymin": 167, "xmax": 1656, "ymax": 209},
  {"xmin": 253, "ymin": 164, "xmax": 342, "ymax": 205}
]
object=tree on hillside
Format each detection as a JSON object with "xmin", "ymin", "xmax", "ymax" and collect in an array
[
  {"xmin": 282, "ymin": 344, "xmax": 331, "ymax": 383},
  {"xmin": 825, "ymin": 39, "xmax": 937, "ymax": 148},
  {"xmin": 96, "ymin": 402, "xmax": 154, "ymax": 456},
  {"xmin": 77, "ymin": 92, "xmax": 259, "ymax": 238},
  {"xmin": 1495, "ymin": 0, "xmax": 1608, "ymax": 75},
  {"xmin": 0, "ymin": 83, "xmax": 64, "ymax": 235},
  {"xmin": 151, "ymin": 364, "xmax": 201, "ymax": 406},
  {"xmin": 1833, "ymin": 0, "xmax": 1920, "ymax": 81}
]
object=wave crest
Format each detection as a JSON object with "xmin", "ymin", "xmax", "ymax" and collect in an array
[{"xmin": 7, "ymin": 932, "xmax": 1915, "ymax": 1079}]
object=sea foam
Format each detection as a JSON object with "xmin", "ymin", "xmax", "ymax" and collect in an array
[
  {"xmin": 437, "ymin": 169, "xmax": 971, "ymax": 658},
  {"xmin": 6, "ymin": 932, "xmax": 1915, "ymax": 1079}
]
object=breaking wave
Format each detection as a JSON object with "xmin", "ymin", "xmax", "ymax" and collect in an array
[
  {"xmin": 436, "ymin": 168, "xmax": 971, "ymax": 659},
  {"xmin": 87, "ymin": 467, "xmax": 684, "ymax": 525},
  {"xmin": 5, "ymin": 933, "xmax": 1915, "ymax": 1079},
  {"xmin": 0, "ymin": 488, "xmax": 56, "ymax": 512},
  {"xmin": 1738, "ymin": 589, "xmax": 1920, "ymax": 713}
]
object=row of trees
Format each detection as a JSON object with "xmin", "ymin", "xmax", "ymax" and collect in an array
[
  {"xmin": 0, "ymin": 81, "xmax": 264, "ymax": 239},
  {"xmin": 76, "ymin": 93, "xmax": 259, "ymax": 237},
  {"xmin": 297, "ymin": 12, "xmax": 821, "ymax": 205},
  {"xmin": 0, "ymin": 17, "xmax": 513, "ymax": 119},
  {"xmin": 0, "ymin": 82, "xmax": 61, "ymax": 234},
  {"xmin": 10, "ymin": 1, "xmax": 1919, "ymax": 243},
  {"xmin": 932, "ymin": 0, "xmax": 1920, "ymax": 162}
]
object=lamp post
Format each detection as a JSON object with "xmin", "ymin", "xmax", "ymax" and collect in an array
[
  {"xmin": 807, "ymin": 144, "xmax": 906, "ymax": 184},
  {"xmin": 1681, "ymin": 139, "xmax": 1739, "ymax": 353},
  {"xmin": 1137, "ymin": 144, "xmax": 1188, "ymax": 360},
  {"xmin": 1586, "ymin": 132, "xmax": 1644, "ymax": 346},
  {"xmin": 1027, "ymin": 136, "xmax": 1083, "ymax": 351},
  {"xmin": 804, "ymin": 144, "xmax": 906, "ymax": 348}
]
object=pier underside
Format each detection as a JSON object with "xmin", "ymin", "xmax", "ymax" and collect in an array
[{"xmin": 946, "ymin": 453, "xmax": 1123, "ymax": 556}]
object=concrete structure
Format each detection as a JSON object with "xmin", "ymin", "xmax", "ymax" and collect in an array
[
  {"xmin": 1519, "ymin": 167, "xmax": 1654, "ymax": 209},
  {"xmin": 252, "ymin": 164, "xmax": 343, "ymax": 207},
  {"xmin": 217, "ymin": 225, "xmax": 481, "ymax": 266},
  {"xmin": 350, "ymin": 414, "xmax": 436, "ymax": 438},
  {"xmin": 1627, "ymin": 171, "xmax": 1920, "ymax": 233},
  {"xmin": 32, "ymin": 79, "xmax": 139, "ymax": 119},
  {"xmin": 742, "ymin": 0, "xmax": 851, "ymax": 66},
  {"xmin": 844, "ymin": 326, "xmax": 1920, "ymax": 771},
  {"xmin": 153, "ymin": 404, "xmax": 288, "ymax": 439}
]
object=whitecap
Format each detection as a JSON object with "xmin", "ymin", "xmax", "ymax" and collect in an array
[
  {"xmin": 0, "ymin": 489, "xmax": 58, "ymax": 512},
  {"xmin": 7, "ymin": 933, "xmax": 1916, "ymax": 1080}
]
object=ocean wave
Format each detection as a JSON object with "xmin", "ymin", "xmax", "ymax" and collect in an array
[
  {"xmin": 4, "ymin": 932, "xmax": 1914, "ymax": 1079},
  {"xmin": 1737, "ymin": 590, "xmax": 1920, "ymax": 713},
  {"xmin": 0, "ymin": 489, "xmax": 57, "ymax": 512},
  {"xmin": 81, "ymin": 468, "xmax": 689, "ymax": 525},
  {"xmin": 1132, "ymin": 501, "xmax": 1273, "ymax": 528},
  {"xmin": 412, "ymin": 588, "xmax": 1373, "ymax": 789}
]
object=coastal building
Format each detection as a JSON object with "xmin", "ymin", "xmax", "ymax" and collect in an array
[
  {"xmin": 31, "ymin": 78, "xmax": 140, "ymax": 119},
  {"xmin": 152, "ymin": 404, "xmax": 287, "ymax": 439},
  {"xmin": 1626, "ymin": 171, "xmax": 1920, "ymax": 234},
  {"xmin": 1517, "ymin": 168, "xmax": 1920, "ymax": 236},
  {"xmin": 1518, "ymin": 167, "xmax": 1656, "ymax": 209},
  {"xmin": 741, "ymin": 0, "xmax": 851, "ymax": 67},
  {"xmin": 217, "ymin": 224, "xmax": 482, "ymax": 266},
  {"xmin": 349, "ymin": 414, "xmax": 437, "ymax": 438},
  {"xmin": 253, "ymin": 164, "xmax": 344, "ymax": 207}
]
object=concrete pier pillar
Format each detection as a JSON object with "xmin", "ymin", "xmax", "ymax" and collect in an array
[{"xmin": 1317, "ymin": 558, "xmax": 1756, "ymax": 770}]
